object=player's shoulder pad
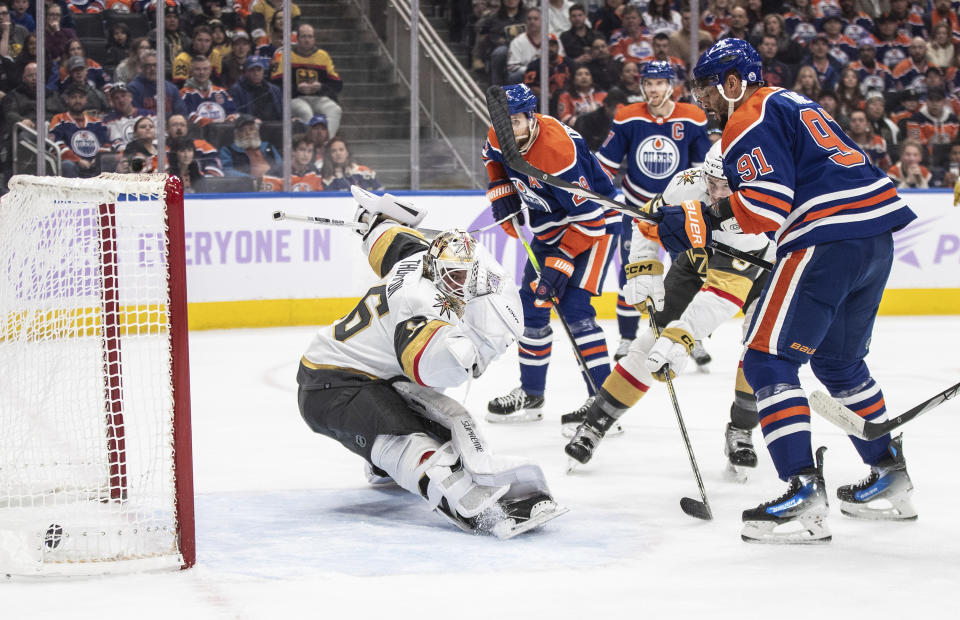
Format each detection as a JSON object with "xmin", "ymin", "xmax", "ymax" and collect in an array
[
  {"xmin": 662, "ymin": 167, "xmax": 708, "ymax": 204},
  {"xmin": 613, "ymin": 101, "xmax": 650, "ymax": 123},
  {"xmin": 672, "ymin": 102, "xmax": 708, "ymax": 123},
  {"xmin": 721, "ymin": 86, "xmax": 783, "ymax": 155},
  {"xmin": 366, "ymin": 223, "xmax": 429, "ymax": 278},
  {"xmin": 525, "ymin": 115, "xmax": 578, "ymax": 175},
  {"xmin": 485, "ymin": 125, "xmax": 501, "ymax": 151}
]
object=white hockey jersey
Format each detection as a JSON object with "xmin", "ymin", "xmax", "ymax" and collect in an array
[
  {"xmin": 302, "ymin": 223, "xmax": 522, "ymax": 389},
  {"xmin": 660, "ymin": 167, "xmax": 768, "ymax": 253}
]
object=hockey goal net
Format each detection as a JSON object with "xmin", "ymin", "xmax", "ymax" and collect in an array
[{"xmin": 0, "ymin": 174, "xmax": 194, "ymax": 576}]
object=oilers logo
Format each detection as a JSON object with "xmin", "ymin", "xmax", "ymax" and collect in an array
[
  {"xmin": 70, "ymin": 130, "xmax": 101, "ymax": 159},
  {"xmin": 635, "ymin": 135, "xmax": 679, "ymax": 180},
  {"xmin": 196, "ymin": 101, "xmax": 226, "ymax": 122},
  {"xmin": 514, "ymin": 179, "xmax": 551, "ymax": 212}
]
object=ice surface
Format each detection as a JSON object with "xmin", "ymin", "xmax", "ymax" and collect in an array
[{"xmin": 5, "ymin": 316, "xmax": 960, "ymax": 619}]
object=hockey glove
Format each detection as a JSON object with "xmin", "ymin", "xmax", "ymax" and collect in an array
[
  {"xmin": 645, "ymin": 320, "xmax": 695, "ymax": 382},
  {"xmin": 655, "ymin": 200, "xmax": 714, "ymax": 255},
  {"xmin": 488, "ymin": 181, "xmax": 524, "ymax": 238},
  {"xmin": 534, "ymin": 252, "xmax": 575, "ymax": 304},
  {"xmin": 623, "ymin": 259, "xmax": 665, "ymax": 310}
]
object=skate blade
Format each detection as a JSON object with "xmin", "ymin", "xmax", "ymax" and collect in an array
[
  {"xmin": 566, "ymin": 458, "xmax": 582, "ymax": 475},
  {"xmin": 724, "ymin": 461, "xmax": 749, "ymax": 483},
  {"xmin": 485, "ymin": 409, "xmax": 544, "ymax": 424},
  {"xmin": 492, "ymin": 503, "xmax": 570, "ymax": 540},
  {"xmin": 561, "ymin": 421, "xmax": 624, "ymax": 439},
  {"xmin": 839, "ymin": 498, "xmax": 918, "ymax": 521},
  {"xmin": 741, "ymin": 516, "xmax": 831, "ymax": 544}
]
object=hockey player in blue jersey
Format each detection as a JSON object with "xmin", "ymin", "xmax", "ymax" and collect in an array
[
  {"xmin": 654, "ymin": 38, "xmax": 918, "ymax": 543},
  {"xmin": 596, "ymin": 61, "xmax": 712, "ymax": 362},
  {"xmin": 482, "ymin": 84, "xmax": 619, "ymax": 428}
]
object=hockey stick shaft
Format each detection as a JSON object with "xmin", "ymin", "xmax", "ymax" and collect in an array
[
  {"xmin": 516, "ymin": 218, "xmax": 598, "ymax": 394},
  {"xmin": 811, "ymin": 381, "xmax": 960, "ymax": 440},
  {"xmin": 273, "ymin": 210, "xmax": 446, "ymax": 237},
  {"xmin": 646, "ymin": 300, "xmax": 712, "ymax": 520},
  {"xmin": 483, "ymin": 86, "xmax": 773, "ymax": 273}
]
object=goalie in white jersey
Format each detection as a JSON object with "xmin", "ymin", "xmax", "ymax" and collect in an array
[
  {"xmin": 297, "ymin": 187, "xmax": 567, "ymax": 539},
  {"xmin": 564, "ymin": 141, "xmax": 774, "ymax": 477}
]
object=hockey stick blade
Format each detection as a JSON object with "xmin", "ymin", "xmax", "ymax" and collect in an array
[
  {"xmin": 482, "ymin": 86, "xmax": 773, "ymax": 273},
  {"xmin": 811, "ymin": 381, "xmax": 960, "ymax": 440},
  {"xmin": 680, "ymin": 497, "xmax": 713, "ymax": 521}
]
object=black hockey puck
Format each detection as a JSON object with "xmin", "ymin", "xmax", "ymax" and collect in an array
[{"xmin": 43, "ymin": 524, "xmax": 64, "ymax": 550}]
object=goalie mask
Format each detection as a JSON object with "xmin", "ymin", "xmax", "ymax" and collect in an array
[{"xmin": 423, "ymin": 229, "xmax": 481, "ymax": 316}]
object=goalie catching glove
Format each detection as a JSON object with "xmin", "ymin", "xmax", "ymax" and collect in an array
[
  {"xmin": 645, "ymin": 320, "xmax": 696, "ymax": 381},
  {"xmin": 351, "ymin": 185, "xmax": 427, "ymax": 238}
]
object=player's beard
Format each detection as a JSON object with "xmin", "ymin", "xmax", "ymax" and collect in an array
[{"xmin": 516, "ymin": 117, "xmax": 539, "ymax": 154}]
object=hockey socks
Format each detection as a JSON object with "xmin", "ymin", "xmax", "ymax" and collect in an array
[
  {"xmin": 518, "ymin": 325, "xmax": 552, "ymax": 396},
  {"xmin": 569, "ymin": 316, "xmax": 611, "ymax": 394},
  {"xmin": 616, "ymin": 293, "xmax": 641, "ymax": 340},
  {"xmin": 819, "ymin": 376, "xmax": 891, "ymax": 466}
]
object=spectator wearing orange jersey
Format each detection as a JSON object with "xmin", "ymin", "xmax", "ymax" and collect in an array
[
  {"xmin": 888, "ymin": 140, "xmax": 931, "ymax": 189},
  {"xmin": 891, "ymin": 37, "xmax": 928, "ymax": 92},
  {"xmin": 556, "ymin": 65, "xmax": 606, "ymax": 125},
  {"xmin": 847, "ymin": 109, "xmax": 891, "ymax": 171},
  {"xmin": 608, "ymin": 5, "xmax": 652, "ymax": 64},
  {"xmin": 898, "ymin": 87, "xmax": 960, "ymax": 164},
  {"xmin": 260, "ymin": 135, "xmax": 325, "ymax": 192}
]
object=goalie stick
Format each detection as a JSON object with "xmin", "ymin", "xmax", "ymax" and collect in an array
[
  {"xmin": 646, "ymin": 300, "xmax": 713, "ymax": 521},
  {"xmin": 273, "ymin": 206, "xmax": 529, "ymax": 239},
  {"xmin": 483, "ymin": 86, "xmax": 773, "ymax": 273},
  {"xmin": 809, "ymin": 381, "xmax": 960, "ymax": 440}
]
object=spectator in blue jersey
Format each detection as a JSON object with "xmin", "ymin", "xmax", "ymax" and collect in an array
[
  {"xmin": 10, "ymin": 0, "xmax": 34, "ymax": 33},
  {"xmin": 128, "ymin": 49, "xmax": 188, "ymax": 118},
  {"xmin": 481, "ymin": 84, "xmax": 619, "ymax": 428},
  {"xmin": 801, "ymin": 34, "xmax": 842, "ymax": 91},
  {"xmin": 50, "ymin": 82, "xmax": 110, "ymax": 178},
  {"xmin": 662, "ymin": 38, "xmax": 918, "ymax": 543},
  {"xmin": 179, "ymin": 55, "xmax": 238, "ymax": 127},
  {"xmin": 596, "ymin": 61, "xmax": 710, "ymax": 361},
  {"xmin": 757, "ymin": 34, "xmax": 793, "ymax": 88},
  {"xmin": 219, "ymin": 114, "xmax": 283, "ymax": 180},
  {"xmin": 306, "ymin": 114, "xmax": 330, "ymax": 170},
  {"xmin": 228, "ymin": 55, "xmax": 282, "ymax": 121}
]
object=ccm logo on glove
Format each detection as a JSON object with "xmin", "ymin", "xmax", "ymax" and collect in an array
[{"xmin": 624, "ymin": 259, "xmax": 664, "ymax": 278}]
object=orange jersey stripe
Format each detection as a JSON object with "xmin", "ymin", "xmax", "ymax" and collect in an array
[
  {"xmin": 721, "ymin": 87, "xmax": 779, "ymax": 155},
  {"xmin": 729, "ymin": 192, "xmax": 782, "ymax": 235},
  {"xmin": 518, "ymin": 346, "xmax": 552, "ymax": 357},
  {"xmin": 794, "ymin": 187, "xmax": 898, "ymax": 227},
  {"xmin": 741, "ymin": 187, "xmax": 792, "ymax": 213},
  {"xmin": 854, "ymin": 399, "xmax": 885, "ymax": 418},
  {"xmin": 760, "ymin": 405, "xmax": 810, "ymax": 428},
  {"xmin": 750, "ymin": 249, "xmax": 808, "ymax": 352},
  {"xmin": 580, "ymin": 344, "xmax": 608, "ymax": 357}
]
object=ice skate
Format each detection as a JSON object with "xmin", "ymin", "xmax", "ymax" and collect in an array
[
  {"xmin": 486, "ymin": 387, "xmax": 544, "ymax": 423},
  {"xmin": 564, "ymin": 400, "xmax": 621, "ymax": 471},
  {"xmin": 363, "ymin": 462, "xmax": 396, "ymax": 488},
  {"xmin": 724, "ymin": 422, "xmax": 757, "ymax": 482},
  {"xmin": 561, "ymin": 396, "xmax": 624, "ymax": 438},
  {"xmin": 741, "ymin": 447, "xmax": 831, "ymax": 544},
  {"xmin": 837, "ymin": 435, "xmax": 917, "ymax": 521},
  {"xmin": 614, "ymin": 338, "xmax": 633, "ymax": 361},
  {"xmin": 691, "ymin": 340, "xmax": 711, "ymax": 373},
  {"xmin": 487, "ymin": 493, "xmax": 569, "ymax": 540}
]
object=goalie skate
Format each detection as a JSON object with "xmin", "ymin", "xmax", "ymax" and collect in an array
[
  {"xmin": 488, "ymin": 494, "xmax": 569, "ymax": 540},
  {"xmin": 486, "ymin": 387, "xmax": 544, "ymax": 423},
  {"xmin": 723, "ymin": 423, "xmax": 757, "ymax": 483},
  {"xmin": 837, "ymin": 435, "xmax": 917, "ymax": 521},
  {"xmin": 560, "ymin": 396, "xmax": 624, "ymax": 438},
  {"xmin": 741, "ymin": 447, "xmax": 831, "ymax": 544}
]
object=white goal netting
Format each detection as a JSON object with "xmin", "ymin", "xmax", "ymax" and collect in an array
[{"xmin": 0, "ymin": 174, "xmax": 191, "ymax": 576}]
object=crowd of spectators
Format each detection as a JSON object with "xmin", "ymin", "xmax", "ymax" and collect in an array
[
  {"xmin": 0, "ymin": 0, "xmax": 384, "ymax": 193},
  {"xmin": 458, "ymin": 0, "xmax": 960, "ymax": 188}
]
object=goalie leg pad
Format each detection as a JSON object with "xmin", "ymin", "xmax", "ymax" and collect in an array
[{"xmin": 370, "ymin": 434, "xmax": 509, "ymax": 519}]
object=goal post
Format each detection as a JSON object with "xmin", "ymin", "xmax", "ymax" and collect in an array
[{"xmin": 0, "ymin": 173, "xmax": 195, "ymax": 576}]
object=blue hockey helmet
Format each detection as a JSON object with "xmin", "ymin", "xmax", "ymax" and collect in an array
[
  {"xmin": 692, "ymin": 39, "xmax": 763, "ymax": 90},
  {"xmin": 640, "ymin": 60, "xmax": 676, "ymax": 83},
  {"xmin": 503, "ymin": 84, "xmax": 538, "ymax": 116}
]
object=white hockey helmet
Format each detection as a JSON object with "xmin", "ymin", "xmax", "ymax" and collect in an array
[
  {"xmin": 423, "ymin": 229, "xmax": 480, "ymax": 312},
  {"xmin": 703, "ymin": 141, "xmax": 725, "ymax": 180}
]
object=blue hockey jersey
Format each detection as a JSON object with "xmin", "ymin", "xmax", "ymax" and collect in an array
[
  {"xmin": 482, "ymin": 114, "xmax": 618, "ymax": 248},
  {"xmin": 596, "ymin": 101, "xmax": 710, "ymax": 207},
  {"xmin": 721, "ymin": 87, "xmax": 916, "ymax": 257}
]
